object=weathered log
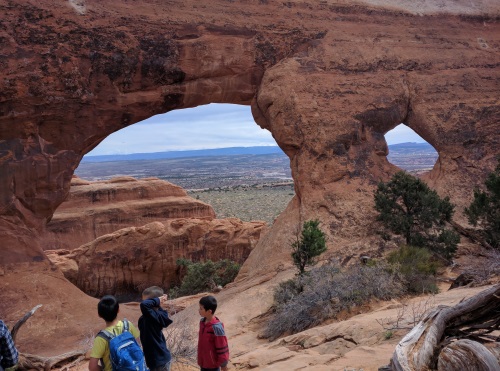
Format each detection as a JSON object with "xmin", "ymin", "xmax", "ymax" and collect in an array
[
  {"xmin": 11, "ymin": 305, "xmax": 86, "ymax": 370},
  {"xmin": 10, "ymin": 304, "xmax": 42, "ymax": 341},
  {"xmin": 18, "ymin": 351, "xmax": 86, "ymax": 371},
  {"xmin": 437, "ymin": 340, "xmax": 500, "ymax": 371},
  {"xmin": 450, "ymin": 221, "xmax": 494, "ymax": 250},
  {"xmin": 391, "ymin": 284, "xmax": 500, "ymax": 371}
]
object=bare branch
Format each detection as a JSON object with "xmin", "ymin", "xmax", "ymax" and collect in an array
[{"xmin": 11, "ymin": 304, "xmax": 42, "ymax": 341}]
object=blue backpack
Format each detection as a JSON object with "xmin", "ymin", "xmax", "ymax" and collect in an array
[{"xmin": 97, "ymin": 319, "xmax": 147, "ymax": 371}]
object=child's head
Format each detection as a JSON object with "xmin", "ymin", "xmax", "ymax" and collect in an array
[
  {"xmin": 199, "ymin": 295, "xmax": 217, "ymax": 318},
  {"xmin": 98, "ymin": 295, "xmax": 119, "ymax": 322},
  {"xmin": 142, "ymin": 286, "xmax": 164, "ymax": 300}
]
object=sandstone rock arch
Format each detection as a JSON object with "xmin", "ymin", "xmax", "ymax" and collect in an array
[{"xmin": 0, "ymin": 0, "xmax": 499, "ymax": 356}]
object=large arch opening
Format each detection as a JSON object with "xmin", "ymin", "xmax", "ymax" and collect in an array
[
  {"xmin": 385, "ymin": 123, "xmax": 438, "ymax": 175},
  {"xmin": 75, "ymin": 103, "xmax": 294, "ymax": 224},
  {"xmin": 46, "ymin": 103, "xmax": 295, "ymax": 299}
]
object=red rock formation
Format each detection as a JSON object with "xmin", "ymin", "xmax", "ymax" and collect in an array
[
  {"xmin": 0, "ymin": 0, "xmax": 497, "ymax": 265},
  {"xmin": 46, "ymin": 218, "xmax": 266, "ymax": 299},
  {"xmin": 43, "ymin": 176, "xmax": 216, "ymax": 250},
  {"xmin": 0, "ymin": 0, "xmax": 499, "ymax": 357}
]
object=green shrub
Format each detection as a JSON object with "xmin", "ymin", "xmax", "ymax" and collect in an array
[
  {"xmin": 464, "ymin": 159, "xmax": 500, "ymax": 249},
  {"xmin": 374, "ymin": 171, "xmax": 459, "ymax": 260},
  {"xmin": 387, "ymin": 245, "xmax": 439, "ymax": 294},
  {"xmin": 384, "ymin": 330, "xmax": 394, "ymax": 340},
  {"xmin": 171, "ymin": 259, "xmax": 240, "ymax": 297},
  {"xmin": 291, "ymin": 219, "xmax": 327, "ymax": 274}
]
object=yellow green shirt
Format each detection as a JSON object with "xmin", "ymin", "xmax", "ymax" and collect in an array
[{"xmin": 90, "ymin": 320, "xmax": 140, "ymax": 371}]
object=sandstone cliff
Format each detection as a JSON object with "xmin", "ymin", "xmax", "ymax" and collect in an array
[
  {"xmin": 47, "ymin": 218, "xmax": 266, "ymax": 299},
  {"xmin": 44, "ymin": 175, "xmax": 265, "ymax": 299},
  {"xmin": 0, "ymin": 0, "xmax": 499, "ymax": 361},
  {"xmin": 43, "ymin": 176, "xmax": 216, "ymax": 250}
]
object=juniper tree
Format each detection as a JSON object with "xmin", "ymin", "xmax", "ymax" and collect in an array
[
  {"xmin": 374, "ymin": 171, "xmax": 459, "ymax": 260},
  {"xmin": 291, "ymin": 219, "xmax": 327, "ymax": 275},
  {"xmin": 464, "ymin": 159, "xmax": 500, "ymax": 249},
  {"xmin": 172, "ymin": 258, "xmax": 240, "ymax": 297}
]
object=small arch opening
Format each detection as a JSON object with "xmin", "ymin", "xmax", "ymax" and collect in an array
[{"xmin": 385, "ymin": 123, "xmax": 438, "ymax": 175}]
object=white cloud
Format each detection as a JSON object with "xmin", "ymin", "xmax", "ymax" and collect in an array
[
  {"xmin": 385, "ymin": 124, "xmax": 426, "ymax": 145},
  {"xmin": 86, "ymin": 104, "xmax": 276, "ymax": 155},
  {"xmin": 86, "ymin": 105, "xmax": 426, "ymax": 156}
]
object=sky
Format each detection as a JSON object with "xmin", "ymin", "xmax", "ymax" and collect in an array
[{"xmin": 86, "ymin": 103, "xmax": 426, "ymax": 156}]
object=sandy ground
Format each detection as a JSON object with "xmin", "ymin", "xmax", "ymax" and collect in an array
[{"xmin": 53, "ymin": 283, "xmax": 495, "ymax": 371}]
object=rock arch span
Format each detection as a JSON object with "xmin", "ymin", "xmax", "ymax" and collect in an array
[{"xmin": 0, "ymin": 0, "xmax": 499, "ymax": 353}]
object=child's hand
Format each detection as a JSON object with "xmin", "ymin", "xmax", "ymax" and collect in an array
[{"xmin": 159, "ymin": 294, "xmax": 168, "ymax": 307}]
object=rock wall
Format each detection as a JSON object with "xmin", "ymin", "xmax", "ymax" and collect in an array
[
  {"xmin": 44, "ymin": 176, "xmax": 216, "ymax": 250},
  {"xmin": 0, "ymin": 0, "xmax": 499, "ymax": 355},
  {"xmin": 0, "ymin": 0, "xmax": 498, "ymax": 266},
  {"xmin": 47, "ymin": 218, "xmax": 266, "ymax": 299}
]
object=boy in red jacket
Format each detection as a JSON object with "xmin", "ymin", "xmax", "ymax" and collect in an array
[{"xmin": 197, "ymin": 295, "xmax": 229, "ymax": 371}]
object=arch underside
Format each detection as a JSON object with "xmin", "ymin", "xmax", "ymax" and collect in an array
[{"xmin": 0, "ymin": 2, "xmax": 499, "ymax": 346}]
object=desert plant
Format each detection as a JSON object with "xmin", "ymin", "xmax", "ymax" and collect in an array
[
  {"xmin": 387, "ymin": 245, "xmax": 440, "ymax": 294},
  {"xmin": 374, "ymin": 171, "xmax": 460, "ymax": 260},
  {"xmin": 458, "ymin": 249, "xmax": 500, "ymax": 286},
  {"xmin": 263, "ymin": 263, "xmax": 404, "ymax": 340},
  {"xmin": 291, "ymin": 219, "xmax": 327, "ymax": 275},
  {"xmin": 384, "ymin": 330, "xmax": 394, "ymax": 340},
  {"xmin": 164, "ymin": 309, "xmax": 197, "ymax": 367},
  {"xmin": 464, "ymin": 159, "xmax": 500, "ymax": 249},
  {"xmin": 376, "ymin": 295, "xmax": 437, "ymax": 331},
  {"xmin": 172, "ymin": 259, "xmax": 240, "ymax": 297}
]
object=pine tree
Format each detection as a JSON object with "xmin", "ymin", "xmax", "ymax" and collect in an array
[
  {"xmin": 291, "ymin": 219, "xmax": 327, "ymax": 274},
  {"xmin": 374, "ymin": 171, "xmax": 459, "ymax": 260},
  {"xmin": 464, "ymin": 159, "xmax": 500, "ymax": 249}
]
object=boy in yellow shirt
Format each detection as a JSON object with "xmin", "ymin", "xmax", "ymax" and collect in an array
[{"xmin": 89, "ymin": 295, "xmax": 141, "ymax": 371}]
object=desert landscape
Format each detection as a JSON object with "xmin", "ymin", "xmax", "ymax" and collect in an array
[{"xmin": 0, "ymin": 0, "xmax": 499, "ymax": 370}]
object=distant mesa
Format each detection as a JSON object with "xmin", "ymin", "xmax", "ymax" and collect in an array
[
  {"xmin": 82, "ymin": 146, "xmax": 285, "ymax": 163},
  {"xmin": 81, "ymin": 143, "xmax": 434, "ymax": 163},
  {"xmin": 44, "ymin": 176, "xmax": 217, "ymax": 251}
]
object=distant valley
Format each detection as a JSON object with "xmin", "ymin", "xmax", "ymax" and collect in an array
[{"xmin": 76, "ymin": 143, "xmax": 438, "ymax": 189}]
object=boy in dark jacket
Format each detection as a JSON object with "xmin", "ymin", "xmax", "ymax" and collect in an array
[
  {"xmin": 139, "ymin": 286, "xmax": 173, "ymax": 371},
  {"xmin": 197, "ymin": 295, "xmax": 229, "ymax": 371}
]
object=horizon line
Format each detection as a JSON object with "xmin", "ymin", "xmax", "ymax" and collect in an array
[{"xmin": 84, "ymin": 142, "xmax": 429, "ymax": 157}]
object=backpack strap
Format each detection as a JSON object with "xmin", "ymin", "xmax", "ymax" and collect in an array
[
  {"xmin": 97, "ymin": 319, "xmax": 130, "ymax": 342},
  {"xmin": 97, "ymin": 329, "xmax": 115, "ymax": 342}
]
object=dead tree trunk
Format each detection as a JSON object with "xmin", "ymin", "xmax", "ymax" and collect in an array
[
  {"xmin": 10, "ymin": 304, "xmax": 42, "ymax": 341},
  {"xmin": 391, "ymin": 284, "xmax": 500, "ymax": 371},
  {"xmin": 437, "ymin": 340, "xmax": 500, "ymax": 371},
  {"xmin": 18, "ymin": 351, "xmax": 86, "ymax": 371},
  {"xmin": 11, "ymin": 305, "xmax": 87, "ymax": 371}
]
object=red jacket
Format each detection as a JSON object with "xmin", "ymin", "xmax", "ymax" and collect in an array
[{"xmin": 198, "ymin": 317, "xmax": 229, "ymax": 369}]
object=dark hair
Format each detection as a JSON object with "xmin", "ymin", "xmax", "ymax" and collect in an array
[
  {"xmin": 142, "ymin": 286, "xmax": 164, "ymax": 299},
  {"xmin": 199, "ymin": 295, "xmax": 217, "ymax": 314},
  {"xmin": 98, "ymin": 295, "xmax": 119, "ymax": 322}
]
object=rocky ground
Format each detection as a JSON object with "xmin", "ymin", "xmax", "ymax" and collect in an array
[{"xmin": 48, "ymin": 282, "xmax": 496, "ymax": 371}]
